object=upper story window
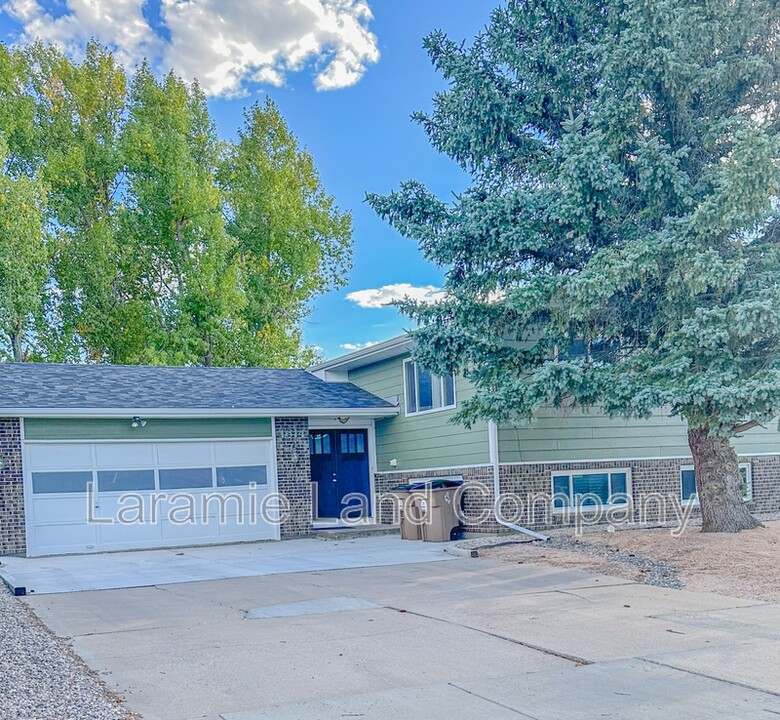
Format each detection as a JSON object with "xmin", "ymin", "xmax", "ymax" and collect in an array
[{"xmin": 403, "ymin": 359, "xmax": 456, "ymax": 416}]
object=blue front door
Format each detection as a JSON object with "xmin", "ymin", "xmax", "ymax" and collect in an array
[{"xmin": 309, "ymin": 430, "xmax": 370, "ymax": 519}]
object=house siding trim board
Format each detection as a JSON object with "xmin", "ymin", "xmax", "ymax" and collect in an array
[{"xmin": 23, "ymin": 417, "xmax": 274, "ymax": 441}]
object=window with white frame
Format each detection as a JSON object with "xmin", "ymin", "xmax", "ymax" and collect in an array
[
  {"xmin": 551, "ymin": 469, "xmax": 631, "ymax": 509},
  {"xmin": 403, "ymin": 359, "xmax": 456, "ymax": 415},
  {"xmin": 680, "ymin": 463, "xmax": 752, "ymax": 504}
]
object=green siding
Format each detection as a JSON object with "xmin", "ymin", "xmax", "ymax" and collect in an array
[
  {"xmin": 24, "ymin": 417, "xmax": 273, "ymax": 441},
  {"xmin": 348, "ymin": 355, "xmax": 489, "ymax": 471},
  {"xmin": 499, "ymin": 408, "xmax": 780, "ymax": 463}
]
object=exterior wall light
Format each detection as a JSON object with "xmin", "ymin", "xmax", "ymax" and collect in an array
[
  {"xmin": 131, "ymin": 416, "xmax": 147, "ymax": 428},
  {"xmin": 336, "ymin": 416, "xmax": 350, "ymax": 424}
]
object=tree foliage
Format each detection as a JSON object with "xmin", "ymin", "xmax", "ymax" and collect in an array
[
  {"xmin": 0, "ymin": 41, "xmax": 351, "ymax": 366},
  {"xmin": 369, "ymin": 0, "xmax": 780, "ymax": 531}
]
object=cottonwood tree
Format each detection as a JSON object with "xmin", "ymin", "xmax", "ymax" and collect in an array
[
  {"xmin": 0, "ymin": 139, "xmax": 47, "ymax": 360},
  {"xmin": 0, "ymin": 41, "xmax": 351, "ymax": 366},
  {"xmin": 0, "ymin": 45, "xmax": 47, "ymax": 361},
  {"xmin": 221, "ymin": 100, "xmax": 352, "ymax": 367},
  {"xmin": 369, "ymin": 0, "xmax": 780, "ymax": 532}
]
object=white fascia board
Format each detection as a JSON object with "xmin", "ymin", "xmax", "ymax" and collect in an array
[
  {"xmin": 4, "ymin": 407, "xmax": 399, "ymax": 419},
  {"xmin": 309, "ymin": 335, "xmax": 413, "ymax": 373}
]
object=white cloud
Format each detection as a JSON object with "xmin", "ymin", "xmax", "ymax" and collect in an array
[
  {"xmin": 346, "ymin": 283, "xmax": 447, "ymax": 309},
  {"xmin": 339, "ymin": 341, "xmax": 379, "ymax": 351},
  {"xmin": 5, "ymin": 0, "xmax": 162, "ymax": 69},
  {"xmin": 4, "ymin": 0, "xmax": 380, "ymax": 95}
]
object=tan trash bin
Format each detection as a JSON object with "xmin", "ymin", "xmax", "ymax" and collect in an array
[
  {"xmin": 392, "ymin": 485, "xmax": 424, "ymax": 540},
  {"xmin": 420, "ymin": 485, "xmax": 462, "ymax": 542}
]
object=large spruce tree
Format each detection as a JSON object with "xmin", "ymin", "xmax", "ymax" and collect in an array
[{"xmin": 369, "ymin": 0, "xmax": 780, "ymax": 532}]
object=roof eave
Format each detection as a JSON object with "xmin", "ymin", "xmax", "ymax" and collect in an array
[{"xmin": 5, "ymin": 407, "xmax": 399, "ymax": 419}]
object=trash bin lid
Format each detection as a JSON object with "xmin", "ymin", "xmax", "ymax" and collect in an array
[{"xmin": 392, "ymin": 479, "xmax": 463, "ymax": 492}]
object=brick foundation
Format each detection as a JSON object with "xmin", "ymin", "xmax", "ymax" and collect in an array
[
  {"xmin": 374, "ymin": 454, "xmax": 780, "ymax": 534},
  {"xmin": 0, "ymin": 418, "xmax": 24, "ymax": 555},
  {"xmin": 274, "ymin": 417, "xmax": 313, "ymax": 538}
]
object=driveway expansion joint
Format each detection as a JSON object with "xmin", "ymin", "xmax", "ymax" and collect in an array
[
  {"xmin": 640, "ymin": 657, "xmax": 780, "ymax": 698},
  {"xmin": 386, "ymin": 606, "xmax": 593, "ymax": 666},
  {"xmin": 447, "ymin": 682, "xmax": 541, "ymax": 719}
]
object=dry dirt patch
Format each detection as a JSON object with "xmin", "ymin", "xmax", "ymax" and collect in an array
[{"xmin": 480, "ymin": 520, "xmax": 780, "ymax": 604}]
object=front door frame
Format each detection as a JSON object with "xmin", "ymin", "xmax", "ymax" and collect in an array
[{"xmin": 308, "ymin": 417, "xmax": 377, "ymax": 524}]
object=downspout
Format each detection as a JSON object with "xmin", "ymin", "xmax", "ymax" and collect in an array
[{"xmin": 488, "ymin": 420, "xmax": 548, "ymax": 541}]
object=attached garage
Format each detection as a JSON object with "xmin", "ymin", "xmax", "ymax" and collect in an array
[
  {"xmin": 24, "ymin": 435, "xmax": 278, "ymax": 556},
  {"xmin": 0, "ymin": 364, "xmax": 397, "ymax": 557}
]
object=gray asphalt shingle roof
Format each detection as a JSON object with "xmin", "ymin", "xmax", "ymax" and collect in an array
[{"xmin": 0, "ymin": 363, "xmax": 394, "ymax": 412}]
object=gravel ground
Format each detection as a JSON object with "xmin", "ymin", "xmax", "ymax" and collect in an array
[
  {"xmin": 0, "ymin": 585, "xmax": 133, "ymax": 720},
  {"xmin": 479, "ymin": 518, "xmax": 780, "ymax": 603}
]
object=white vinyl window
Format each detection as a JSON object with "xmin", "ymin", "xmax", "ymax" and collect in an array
[
  {"xmin": 403, "ymin": 359, "xmax": 456, "ymax": 416},
  {"xmin": 681, "ymin": 463, "xmax": 752, "ymax": 504},
  {"xmin": 551, "ymin": 469, "xmax": 631, "ymax": 510}
]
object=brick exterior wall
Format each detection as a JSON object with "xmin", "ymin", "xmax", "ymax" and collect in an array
[
  {"xmin": 0, "ymin": 418, "xmax": 25, "ymax": 555},
  {"xmin": 274, "ymin": 417, "xmax": 313, "ymax": 538},
  {"xmin": 374, "ymin": 454, "xmax": 780, "ymax": 534}
]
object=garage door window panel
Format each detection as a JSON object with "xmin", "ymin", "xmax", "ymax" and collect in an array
[
  {"xmin": 98, "ymin": 469, "xmax": 156, "ymax": 492},
  {"xmin": 159, "ymin": 467, "xmax": 213, "ymax": 490},
  {"xmin": 32, "ymin": 471, "xmax": 93, "ymax": 494},
  {"xmin": 217, "ymin": 465, "xmax": 268, "ymax": 487}
]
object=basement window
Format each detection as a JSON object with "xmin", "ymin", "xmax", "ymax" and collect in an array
[
  {"xmin": 680, "ymin": 463, "xmax": 752, "ymax": 504},
  {"xmin": 551, "ymin": 469, "xmax": 631, "ymax": 510}
]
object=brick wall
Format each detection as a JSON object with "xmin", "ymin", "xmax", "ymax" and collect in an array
[
  {"xmin": 498, "ymin": 455, "xmax": 780, "ymax": 531},
  {"xmin": 373, "ymin": 453, "xmax": 780, "ymax": 535},
  {"xmin": 0, "ymin": 418, "xmax": 25, "ymax": 555},
  {"xmin": 274, "ymin": 417, "xmax": 313, "ymax": 538}
]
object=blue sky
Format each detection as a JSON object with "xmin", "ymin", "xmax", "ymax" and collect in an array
[{"xmin": 0, "ymin": 0, "xmax": 495, "ymax": 359}]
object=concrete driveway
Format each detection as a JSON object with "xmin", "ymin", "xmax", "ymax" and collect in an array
[
  {"xmin": 22, "ymin": 543, "xmax": 780, "ymax": 720},
  {"xmin": 0, "ymin": 536, "xmax": 456, "ymax": 594}
]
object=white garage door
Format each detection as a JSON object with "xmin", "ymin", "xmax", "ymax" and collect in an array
[{"xmin": 24, "ymin": 440, "xmax": 279, "ymax": 556}]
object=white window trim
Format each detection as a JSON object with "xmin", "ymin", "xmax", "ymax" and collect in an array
[
  {"xmin": 680, "ymin": 462, "xmax": 752, "ymax": 505},
  {"xmin": 551, "ymin": 467, "xmax": 633, "ymax": 513},
  {"xmin": 402, "ymin": 358, "xmax": 457, "ymax": 417}
]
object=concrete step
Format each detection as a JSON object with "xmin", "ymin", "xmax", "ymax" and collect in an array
[{"xmin": 315, "ymin": 524, "xmax": 400, "ymax": 540}]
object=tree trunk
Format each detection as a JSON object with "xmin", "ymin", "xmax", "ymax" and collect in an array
[
  {"xmin": 687, "ymin": 427, "xmax": 762, "ymax": 533},
  {"xmin": 10, "ymin": 324, "xmax": 23, "ymax": 362}
]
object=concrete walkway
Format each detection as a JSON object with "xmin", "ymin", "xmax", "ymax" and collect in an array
[
  {"xmin": 0, "ymin": 536, "xmax": 456, "ymax": 594},
  {"xmin": 22, "ymin": 553, "xmax": 780, "ymax": 720}
]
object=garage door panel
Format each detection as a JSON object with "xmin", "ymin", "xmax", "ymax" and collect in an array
[
  {"xmin": 218, "ymin": 516, "xmax": 276, "ymax": 540},
  {"xmin": 32, "ymin": 495, "xmax": 91, "ymax": 524},
  {"xmin": 214, "ymin": 441, "xmax": 269, "ymax": 466},
  {"xmin": 32, "ymin": 523, "xmax": 97, "ymax": 553},
  {"xmin": 27, "ymin": 444, "xmax": 92, "ymax": 470},
  {"xmin": 160, "ymin": 516, "xmax": 222, "ymax": 542},
  {"xmin": 95, "ymin": 443, "xmax": 155, "ymax": 467},
  {"xmin": 156, "ymin": 442, "xmax": 212, "ymax": 467},
  {"xmin": 97, "ymin": 493, "xmax": 156, "ymax": 519},
  {"xmin": 97, "ymin": 519, "xmax": 161, "ymax": 549}
]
